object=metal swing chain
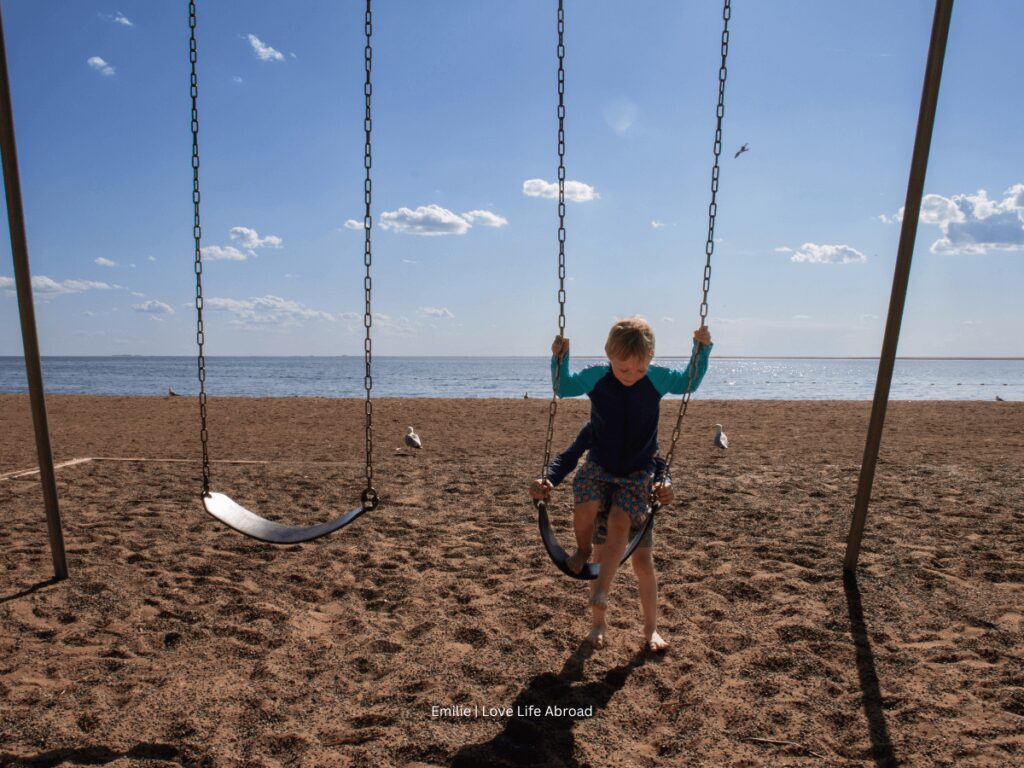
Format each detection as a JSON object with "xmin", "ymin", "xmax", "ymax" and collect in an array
[
  {"xmin": 662, "ymin": 0, "xmax": 731, "ymax": 473},
  {"xmin": 189, "ymin": 0, "xmax": 211, "ymax": 498},
  {"xmin": 360, "ymin": 0, "xmax": 379, "ymax": 510},
  {"xmin": 541, "ymin": 0, "xmax": 568, "ymax": 481}
]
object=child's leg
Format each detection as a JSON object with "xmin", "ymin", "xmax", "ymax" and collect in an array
[
  {"xmin": 631, "ymin": 546, "xmax": 668, "ymax": 651},
  {"xmin": 567, "ymin": 499, "xmax": 601, "ymax": 573},
  {"xmin": 584, "ymin": 502, "xmax": 610, "ymax": 647},
  {"xmin": 590, "ymin": 470, "xmax": 650, "ymax": 607},
  {"xmin": 586, "ymin": 542, "xmax": 608, "ymax": 647},
  {"xmin": 590, "ymin": 504, "xmax": 630, "ymax": 610}
]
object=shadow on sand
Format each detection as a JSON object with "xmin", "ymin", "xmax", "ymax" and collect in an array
[
  {"xmin": 0, "ymin": 743, "xmax": 185, "ymax": 767},
  {"xmin": 0, "ymin": 577, "xmax": 60, "ymax": 605},
  {"xmin": 844, "ymin": 570, "xmax": 899, "ymax": 768},
  {"xmin": 450, "ymin": 642, "xmax": 648, "ymax": 767}
]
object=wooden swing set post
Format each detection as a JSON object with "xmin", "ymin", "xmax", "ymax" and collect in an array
[
  {"xmin": 0, "ymin": 3, "xmax": 68, "ymax": 580},
  {"xmin": 844, "ymin": 0, "xmax": 954, "ymax": 574}
]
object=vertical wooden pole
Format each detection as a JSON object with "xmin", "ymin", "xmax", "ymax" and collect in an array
[
  {"xmin": 844, "ymin": 0, "xmax": 955, "ymax": 573},
  {"xmin": 0, "ymin": 3, "xmax": 69, "ymax": 580}
]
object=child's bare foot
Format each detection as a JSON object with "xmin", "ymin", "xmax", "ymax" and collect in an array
[
  {"xmin": 566, "ymin": 547, "xmax": 592, "ymax": 575},
  {"xmin": 645, "ymin": 630, "xmax": 669, "ymax": 653},
  {"xmin": 585, "ymin": 625, "xmax": 608, "ymax": 649}
]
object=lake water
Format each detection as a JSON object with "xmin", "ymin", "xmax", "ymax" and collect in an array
[{"xmin": 1, "ymin": 356, "xmax": 1021, "ymax": 400}]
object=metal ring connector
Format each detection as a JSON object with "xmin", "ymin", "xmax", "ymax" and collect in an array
[{"xmin": 361, "ymin": 487, "xmax": 380, "ymax": 511}]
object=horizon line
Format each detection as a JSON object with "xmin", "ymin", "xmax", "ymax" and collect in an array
[{"xmin": 3, "ymin": 355, "xmax": 1023, "ymax": 361}]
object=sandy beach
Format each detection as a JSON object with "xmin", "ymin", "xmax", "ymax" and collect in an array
[{"xmin": 1, "ymin": 394, "xmax": 1022, "ymax": 767}]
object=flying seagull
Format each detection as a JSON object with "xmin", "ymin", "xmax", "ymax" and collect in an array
[
  {"xmin": 404, "ymin": 426, "xmax": 422, "ymax": 450},
  {"xmin": 734, "ymin": 143, "xmax": 749, "ymax": 158},
  {"xmin": 713, "ymin": 423, "xmax": 728, "ymax": 450}
]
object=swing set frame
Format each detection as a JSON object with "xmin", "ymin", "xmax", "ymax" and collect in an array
[{"xmin": 1, "ymin": 0, "xmax": 954, "ymax": 581}]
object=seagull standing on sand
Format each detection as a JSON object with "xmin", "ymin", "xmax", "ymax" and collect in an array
[
  {"xmin": 714, "ymin": 423, "xmax": 729, "ymax": 450},
  {"xmin": 404, "ymin": 426, "xmax": 422, "ymax": 450}
]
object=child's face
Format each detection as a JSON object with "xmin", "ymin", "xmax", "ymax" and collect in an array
[{"xmin": 609, "ymin": 354, "xmax": 651, "ymax": 387}]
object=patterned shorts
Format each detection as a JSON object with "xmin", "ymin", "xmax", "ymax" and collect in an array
[{"xmin": 572, "ymin": 458, "xmax": 654, "ymax": 548}]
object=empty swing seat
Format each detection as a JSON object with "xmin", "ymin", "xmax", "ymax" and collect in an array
[{"xmin": 202, "ymin": 492, "xmax": 368, "ymax": 545}]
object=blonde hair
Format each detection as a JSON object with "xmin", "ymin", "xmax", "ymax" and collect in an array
[{"xmin": 604, "ymin": 316, "xmax": 655, "ymax": 360}]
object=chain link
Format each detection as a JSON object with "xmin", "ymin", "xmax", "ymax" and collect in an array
[
  {"xmin": 541, "ymin": 0, "xmax": 567, "ymax": 482},
  {"xmin": 360, "ymin": 0, "xmax": 379, "ymax": 510},
  {"xmin": 189, "ymin": 0, "xmax": 210, "ymax": 497},
  {"xmin": 663, "ymin": 0, "xmax": 730, "ymax": 473},
  {"xmin": 190, "ymin": 0, "xmax": 378, "ymax": 510}
]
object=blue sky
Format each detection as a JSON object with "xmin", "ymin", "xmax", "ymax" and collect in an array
[{"xmin": 1, "ymin": 1, "xmax": 1022, "ymax": 357}]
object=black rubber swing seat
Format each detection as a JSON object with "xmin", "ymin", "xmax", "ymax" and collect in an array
[
  {"xmin": 535, "ymin": 499, "xmax": 657, "ymax": 581},
  {"xmin": 202, "ymin": 492, "xmax": 368, "ymax": 545}
]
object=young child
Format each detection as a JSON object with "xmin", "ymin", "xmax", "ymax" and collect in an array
[
  {"xmin": 548, "ymin": 317, "xmax": 712, "ymax": 649},
  {"xmin": 530, "ymin": 421, "xmax": 675, "ymax": 651}
]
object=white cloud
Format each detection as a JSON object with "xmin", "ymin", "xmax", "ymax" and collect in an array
[
  {"xmin": 879, "ymin": 185, "xmax": 1024, "ymax": 255},
  {"xmin": 0, "ymin": 275, "xmax": 112, "ymax": 297},
  {"xmin": 206, "ymin": 295, "xmax": 333, "ymax": 325},
  {"xmin": 94, "ymin": 257, "xmax": 117, "ymax": 267},
  {"xmin": 773, "ymin": 246, "xmax": 793, "ymax": 253},
  {"xmin": 339, "ymin": 312, "xmax": 359, "ymax": 320},
  {"xmin": 229, "ymin": 226, "xmax": 283, "ymax": 250},
  {"xmin": 99, "ymin": 12, "xmax": 133, "ymax": 27},
  {"xmin": 379, "ymin": 205, "xmax": 470, "ymax": 236},
  {"xmin": 921, "ymin": 186, "xmax": 1024, "ymax": 255},
  {"xmin": 421, "ymin": 306, "xmax": 454, "ymax": 318},
  {"xmin": 60, "ymin": 279, "xmax": 113, "ymax": 292},
  {"xmin": 87, "ymin": 57, "xmax": 115, "ymax": 76},
  {"xmin": 661, "ymin": 316, "xmax": 674, "ymax": 323},
  {"xmin": 651, "ymin": 220, "xmax": 666, "ymax": 229},
  {"xmin": 371, "ymin": 313, "xmax": 416, "ymax": 338},
  {"xmin": 132, "ymin": 300, "xmax": 174, "ymax": 315},
  {"xmin": 248, "ymin": 34, "xmax": 284, "ymax": 62},
  {"xmin": 790, "ymin": 243, "xmax": 866, "ymax": 264},
  {"xmin": 201, "ymin": 245, "xmax": 247, "ymax": 261},
  {"xmin": 131, "ymin": 291, "xmax": 145, "ymax": 297},
  {"xmin": 354, "ymin": 206, "xmax": 507, "ymax": 237},
  {"xmin": 920, "ymin": 195, "xmax": 965, "ymax": 226},
  {"xmin": 522, "ymin": 178, "xmax": 599, "ymax": 203},
  {"xmin": 1007, "ymin": 183, "xmax": 1024, "ymax": 209},
  {"xmin": 461, "ymin": 210, "xmax": 508, "ymax": 228},
  {"xmin": 794, "ymin": 314, "xmax": 812, "ymax": 320},
  {"xmin": 232, "ymin": 76, "xmax": 243, "ymax": 84},
  {"xmin": 147, "ymin": 256, "xmax": 157, "ymax": 263}
]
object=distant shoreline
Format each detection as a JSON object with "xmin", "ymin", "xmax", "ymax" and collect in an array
[{"xmin": 2, "ymin": 355, "xmax": 1022, "ymax": 361}]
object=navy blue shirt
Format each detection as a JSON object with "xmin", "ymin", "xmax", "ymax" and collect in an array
[{"xmin": 551, "ymin": 341, "xmax": 712, "ymax": 476}]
